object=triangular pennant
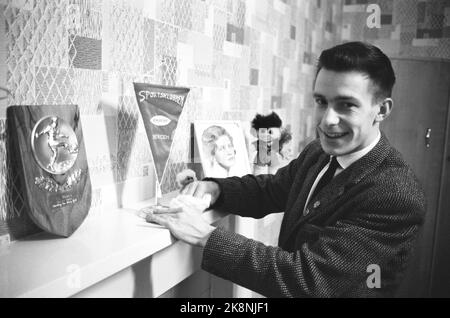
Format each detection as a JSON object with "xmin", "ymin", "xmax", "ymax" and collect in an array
[{"xmin": 133, "ymin": 83, "xmax": 190, "ymax": 185}]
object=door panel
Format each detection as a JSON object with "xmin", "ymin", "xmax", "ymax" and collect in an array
[
  {"xmin": 430, "ymin": 63, "xmax": 450, "ymax": 297},
  {"xmin": 382, "ymin": 59, "xmax": 450, "ymax": 297}
]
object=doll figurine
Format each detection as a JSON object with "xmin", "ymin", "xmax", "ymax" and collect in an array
[{"xmin": 250, "ymin": 112, "xmax": 283, "ymax": 174}]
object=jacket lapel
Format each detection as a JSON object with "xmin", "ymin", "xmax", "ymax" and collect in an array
[
  {"xmin": 280, "ymin": 133, "xmax": 392, "ymax": 247},
  {"xmin": 278, "ymin": 152, "xmax": 329, "ymax": 246}
]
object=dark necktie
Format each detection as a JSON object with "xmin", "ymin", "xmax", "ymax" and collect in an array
[{"xmin": 311, "ymin": 156, "xmax": 340, "ymax": 200}]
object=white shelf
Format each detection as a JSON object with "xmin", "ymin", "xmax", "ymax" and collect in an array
[{"xmin": 0, "ymin": 192, "xmax": 227, "ymax": 298}]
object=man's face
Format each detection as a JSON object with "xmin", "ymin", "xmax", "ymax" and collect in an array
[{"xmin": 313, "ymin": 69, "xmax": 381, "ymax": 156}]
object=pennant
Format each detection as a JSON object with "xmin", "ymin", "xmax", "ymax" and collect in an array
[{"xmin": 133, "ymin": 83, "xmax": 190, "ymax": 185}]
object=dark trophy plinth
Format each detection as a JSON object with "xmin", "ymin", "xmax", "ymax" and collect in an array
[{"xmin": 7, "ymin": 105, "xmax": 92, "ymax": 237}]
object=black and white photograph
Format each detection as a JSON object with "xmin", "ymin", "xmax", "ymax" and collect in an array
[
  {"xmin": 0, "ymin": 0, "xmax": 450, "ymax": 302},
  {"xmin": 194, "ymin": 120, "xmax": 251, "ymax": 178}
]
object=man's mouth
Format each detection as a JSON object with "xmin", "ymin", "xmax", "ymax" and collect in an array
[{"xmin": 320, "ymin": 129, "xmax": 349, "ymax": 139}]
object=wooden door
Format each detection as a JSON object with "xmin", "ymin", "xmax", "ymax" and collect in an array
[
  {"xmin": 430, "ymin": 71, "xmax": 450, "ymax": 297},
  {"xmin": 382, "ymin": 58, "xmax": 450, "ymax": 297}
]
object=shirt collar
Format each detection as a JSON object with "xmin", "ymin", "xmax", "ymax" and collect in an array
[{"xmin": 336, "ymin": 131, "xmax": 381, "ymax": 170}]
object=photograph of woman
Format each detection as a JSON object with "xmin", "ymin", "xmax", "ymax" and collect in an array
[
  {"xmin": 195, "ymin": 121, "xmax": 251, "ymax": 178},
  {"xmin": 202, "ymin": 125, "xmax": 237, "ymax": 177}
]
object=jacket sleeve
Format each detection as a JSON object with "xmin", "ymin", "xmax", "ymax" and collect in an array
[
  {"xmin": 204, "ymin": 141, "xmax": 315, "ymax": 219},
  {"xmin": 201, "ymin": 191, "xmax": 425, "ymax": 298}
]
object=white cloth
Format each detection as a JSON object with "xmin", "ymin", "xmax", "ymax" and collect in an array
[{"xmin": 168, "ymin": 194, "xmax": 211, "ymax": 211}]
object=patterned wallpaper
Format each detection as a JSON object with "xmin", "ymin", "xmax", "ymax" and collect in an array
[
  {"xmin": 342, "ymin": 0, "xmax": 450, "ymax": 59},
  {"xmin": 0, "ymin": 0, "xmax": 343, "ymax": 240},
  {"xmin": 2, "ymin": 0, "xmax": 448, "ymax": 241}
]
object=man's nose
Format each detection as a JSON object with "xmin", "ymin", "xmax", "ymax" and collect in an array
[{"xmin": 321, "ymin": 106, "xmax": 339, "ymax": 126}]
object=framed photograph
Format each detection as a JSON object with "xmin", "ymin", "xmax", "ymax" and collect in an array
[{"xmin": 194, "ymin": 120, "xmax": 251, "ymax": 178}]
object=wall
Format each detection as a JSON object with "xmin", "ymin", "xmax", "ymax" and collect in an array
[
  {"xmin": 1, "ymin": 0, "xmax": 448, "ymax": 298},
  {"xmin": 0, "ymin": 0, "xmax": 343, "ymax": 241},
  {"xmin": 1, "ymin": 0, "xmax": 448, "ymax": 239},
  {"xmin": 342, "ymin": 0, "xmax": 450, "ymax": 59}
]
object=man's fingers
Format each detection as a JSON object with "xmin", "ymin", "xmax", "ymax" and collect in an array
[
  {"xmin": 180, "ymin": 182, "xmax": 196, "ymax": 195},
  {"xmin": 192, "ymin": 183, "xmax": 209, "ymax": 199},
  {"xmin": 192, "ymin": 184, "xmax": 206, "ymax": 198},
  {"xmin": 179, "ymin": 184, "xmax": 189, "ymax": 194},
  {"xmin": 146, "ymin": 213, "xmax": 170, "ymax": 226},
  {"xmin": 184, "ymin": 182, "xmax": 199, "ymax": 196},
  {"xmin": 153, "ymin": 207, "xmax": 183, "ymax": 214}
]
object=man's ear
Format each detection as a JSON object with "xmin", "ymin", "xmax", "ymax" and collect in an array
[{"xmin": 374, "ymin": 98, "xmax": 393, "ymax": 123}]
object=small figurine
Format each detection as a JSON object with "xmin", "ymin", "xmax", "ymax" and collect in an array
[{"xmin": 250, "ymin": 112, "xmax": 283, "ymax": 174}]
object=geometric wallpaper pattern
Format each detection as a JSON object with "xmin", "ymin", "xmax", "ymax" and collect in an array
[
  {"xmin": 0, "ymin": 0, "xmax": 344, "ymax": 240},
  {"xmin": 342, "ymin": 0, "xmax": 450, "ymax": 59},
  {"xmin": 1, "ymin": 0, "xmax": 448, "ymax": 240}
]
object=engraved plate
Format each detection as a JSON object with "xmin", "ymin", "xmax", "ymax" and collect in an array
[{"xmin": 31, "ymin": 116, "xmax": 79, "ymax": 175}]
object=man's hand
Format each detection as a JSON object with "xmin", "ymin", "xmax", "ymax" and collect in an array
[
  {"xmin": 180, "ymin": 181, "xmax": 221, "ymax": 207},
  {"xmin": 175, "ymin": 169, "xmax": 197, "ymax": 188},
  {"xmin": 147, "ymin": 195, "xmax": 215, "ymax": 247}
]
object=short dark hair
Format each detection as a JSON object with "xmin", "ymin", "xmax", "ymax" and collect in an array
[
  {"xmin": 315, "ymin": 41, "xmax": 396, "ymax": 101},
  {"xmin": 251, "ymin": 112, "xmax": 282, "ymax": 131}
]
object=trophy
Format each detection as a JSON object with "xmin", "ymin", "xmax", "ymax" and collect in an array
[{"xmin": 7, "ymin": 105, "xmax": 92, "ymax": 237}]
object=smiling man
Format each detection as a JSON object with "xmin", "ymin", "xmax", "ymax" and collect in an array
[
  {"xmin": 314, "ymin": 70, "xmax": 384, "ymax": 156},
  {"xmin": 149, "ymin": 42, "xmax": 426, "ymax": 297}
]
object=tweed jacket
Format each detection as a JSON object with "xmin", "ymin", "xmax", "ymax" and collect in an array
[{"xmin": 201, "ymin": 133, "xmax": 426, "ymax": 297}]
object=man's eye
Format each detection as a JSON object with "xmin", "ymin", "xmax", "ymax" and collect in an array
[
  {"xmin": 314, "ymin": 98, "xmax": 326, "ymax": 106},
  {"xmin": 343, "ymin": 102, "xmax": 356, "ymax": 108}
]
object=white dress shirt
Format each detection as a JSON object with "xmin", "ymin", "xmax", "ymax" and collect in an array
[{"xmin": 303, "ymin": 131, "xmax": 381, "ymax": 214}]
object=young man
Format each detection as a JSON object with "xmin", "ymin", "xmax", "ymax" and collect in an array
[{"xmin": 148, "ymin": 42, "xmax": 426, "ymax": 297}]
